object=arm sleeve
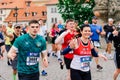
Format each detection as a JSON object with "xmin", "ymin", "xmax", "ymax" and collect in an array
[
  {"xmin": 61, "ymin": 46, "xmax": 72, "ymax": 55},
  {"xmin": 91, "ymin": 48, "xmax": 98, "ymax": 57}
]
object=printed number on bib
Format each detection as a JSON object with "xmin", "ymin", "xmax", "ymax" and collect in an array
[
  {"xmin": 26, "ymin": 52, "xmax": 39, "ymax": 66},
  {"xmin": 80, "ymin": 56, "xmax": 91, "ymax": 70}
]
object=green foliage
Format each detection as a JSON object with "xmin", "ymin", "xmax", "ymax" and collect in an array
[{"xmin": 57, "ymin": 0, "xmax": 95, "ymax": 26}]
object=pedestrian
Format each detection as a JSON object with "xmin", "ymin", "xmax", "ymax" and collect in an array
[
  {"xmin": 61, "ymin": 24, "xmax": 107, "ymax": 80},
  {"xmin": 108, "ymin": 29, "xmax": 120, "ymax": 80},
  {"xmin": 55, "ymin": 19, "xmax": 75, "ymax": 80},
  {"xmin": 90, "ymin": 16, "xmax": 103, "ymax": 70},
  {"xmin": 7, "ymin": 20, "xmax": 48, "ymax": 80}
]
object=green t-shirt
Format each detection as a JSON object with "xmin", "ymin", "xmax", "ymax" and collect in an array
[{"xmin": 13, "ymin": 33, "xmax": 46, "ymax": 74}]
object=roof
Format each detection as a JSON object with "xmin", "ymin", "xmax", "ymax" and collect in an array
[
  {"xmin": 0, "ymin": 0, "xmax": 26, "ymax": 9},
  {"xmin": 4, "ymin": 6, "xmax": 47, "ymax": 22},
  {"xmin": 46, "ymin": 0, "xmax": 58, "ymax": 5},
  {"xmin": 0, "ymin": 0, "xmax": 47, "ymax": 22}
]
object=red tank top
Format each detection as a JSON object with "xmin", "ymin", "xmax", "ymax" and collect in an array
[
  {"xmin": 62, "ymin": 33, "xmax": 74, "ymax": 59},
  {"xmin": 73, "ymin": 38, "xmax": 91, "ymax": 56}
]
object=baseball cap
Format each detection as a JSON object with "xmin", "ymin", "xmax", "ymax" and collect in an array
[
  {"xmin": 92, "ymin": 16, "xmax": 98, "ymax": 19},
  {"xmin": 14, "ymin": 24, "xmax": 21, "ymax": 28}
]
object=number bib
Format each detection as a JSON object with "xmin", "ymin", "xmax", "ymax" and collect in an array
[
  {"xmin": 26, "ymin": 52, "xmax": 39, "ymax": 66},
  {"xmin": 80, "ymin": 56, "xmax": 91, "ymax": 70},
  {"xmin": 93, "ymin": 41, "xmax": 100, "ymax": 47}
]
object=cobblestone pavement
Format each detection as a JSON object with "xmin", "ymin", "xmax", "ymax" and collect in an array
[{"xmin": 0, "ymin": 43, "xmax": 120, "ymax": 80}]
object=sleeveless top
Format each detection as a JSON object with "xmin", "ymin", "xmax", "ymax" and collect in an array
[
  {"xmin": 71, "ymin": 38, "xmax": 92, "ymax": 72},
  {"xmin": 62, "ymin": 33, "xmax": 74, "ymax": 59},
  {"xmin": 10, "ymin": 33, "xmax": 19, "ymax": 45}
]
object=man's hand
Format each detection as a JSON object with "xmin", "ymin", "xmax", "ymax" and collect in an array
[
  {"xmin": 42, "ymin": 58, "xmax": 48, "ymax": 67},
  {"xmin": 112, "ymin": 30, "xmax": 118, "ymax": 36}
]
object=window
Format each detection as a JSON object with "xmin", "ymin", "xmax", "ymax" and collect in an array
[
  {"xmin": 51, "ymin": 8, "xmax": 53, "ymax": 13},
  {"xmin": 51, "ymin": 18, "xmax": 54, "ymax": 23},
  {"xmin": 55, "ymin": 18, "xmax": 57, "ymax": 23},
  {"xmin": 54, "ymin": 8, "xmax": 57, "ymax": 13},
  {"xmin": 0, "ymin": 10, "xmax": 3, "ymax": 14},
  {"xmin": 13, "ymin": 13, "xmax": 18, "ymax": 17},
  {"xmin": 0, "ymin": 17, "xmax": 2, "ymax": 21},
  {"xmin": 51, "ymin": 18, "xmax": 57, "ymax": 23},
  {"xmin": 26, "ymin": 1, "xmax": 31, "ymax": 7},
  {"xmin": 1, "ymin": 2, "xmax": 7, "ymax": 5},
  {"xmin": 25, "ymin": 12, "xmax": 30, "ymax": 17},
  {"xmin": 51, "ymin": 7, "xmax": 57, "ymax": 13},
  {"xmin": 42, "ymin": 11, "xmax": 47, "ymax": 16},
  {"xmin": 32, "ymin": 12, "xmax": 37, "ymax": 16}
]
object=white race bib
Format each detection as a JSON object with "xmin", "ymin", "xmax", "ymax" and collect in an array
[
  {"xmin": 93, "ymin": 41, "xmax": 100, "ymax": 47},
  {"xmin": 26, "ymin": 52, "xmax": 39, "ymax": 66},
  {"xmin": 80, "ymin": 56, "xmax": 91, "ymax": 70}
]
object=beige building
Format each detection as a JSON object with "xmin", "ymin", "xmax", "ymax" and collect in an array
[{"xmin": 33, "ymin": 0, "xmax": 64, "ymax": 30}]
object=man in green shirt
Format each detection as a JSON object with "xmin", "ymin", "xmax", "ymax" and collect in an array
[{"xmin": 8, "ymin": 20, "xmax": 48, "ymax": 80}]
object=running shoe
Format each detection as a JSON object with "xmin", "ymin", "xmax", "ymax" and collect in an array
[
  {"xmin": 41, "ymin": 70, "xmax": 47, "ymax": 76},
  {"xmin": 97, "ymin": 65, "xmax": 103, "ymax": 70},
  {"xmin": 60, "ymin": 62, "xmax": 64, "ymax": 69}
]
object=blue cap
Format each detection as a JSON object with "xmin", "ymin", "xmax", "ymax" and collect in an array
[{"xmin": 92, "ymin": 16, "xmax": 98, "ymax": 19}]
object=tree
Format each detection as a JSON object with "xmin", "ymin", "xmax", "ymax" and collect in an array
[{"xmin": 57, "ymin": 0, "xmax": 95, "ymax": 26}]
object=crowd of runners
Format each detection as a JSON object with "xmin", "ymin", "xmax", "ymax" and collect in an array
[{"xmin": 0, "ymin": 17, "xmax": 120, "ymax": 80}]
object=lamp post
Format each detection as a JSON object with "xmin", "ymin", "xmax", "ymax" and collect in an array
[{"xmin": 14, "ymin": 6, "xmax": 19, "ymax": 23}]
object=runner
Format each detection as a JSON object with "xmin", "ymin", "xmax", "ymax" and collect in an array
[
  {"xmin": 108, "ymin": 29, "xmax": 120, "ymax": 80},
  {"xmin": 4, "ymin": 21, "xmax": 14, "ymax": 65},
  {"xmin": 90, "ymin": 16, "xmax": 103, "ymax": 70},
  {"xmin": 3, "ymin": 24, "xmax": 22, "ymax": 80},
  {"xmin": 103, "ymin": 18, "xmax": 116, "ymax": 59},
  {"xmin": 55, "ymin": 19, "xmax": 75, "ymax": 80},
  {"xmin": 0, "ymin": 24, "xmax": 5, "ymax": 59},
  {"xmin": 7, "ymin": 20, "xmax": 48, "ymax": 80},
  {"xmin": 38, "ymin": 19, "xmax": 48, "ymax": 76},
  {"xmin": 49, "ymin": 23, "xmax": 60, "ymax": 58},
  {"xmin": 61, "ymin": 24, "xmax": 107, "ymax": 80}
]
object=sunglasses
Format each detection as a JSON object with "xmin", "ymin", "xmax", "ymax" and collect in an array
[{"xmin": 15, "ymin": 26, "xmax": 21, "ymax": 29}]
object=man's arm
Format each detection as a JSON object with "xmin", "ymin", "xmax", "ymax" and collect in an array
[
  {"xmin": 55, "ymin": 30, "xmax": 70, "ymax": 44},
  {"xmin": 7, "ymin": 46, "xmax": 17, "ymax": 60},
  {"xmin": 41, "ymin": 50, "xmax": 48, "ymax": 67}
]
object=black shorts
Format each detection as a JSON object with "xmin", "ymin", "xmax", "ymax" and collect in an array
[
  {"xmin": 114, "ymin": 52, "xmax": 120, "ymax": 68},
  {"xmin": 64, "ymin": 57, "xmax": 72, "ymax": 69},
  {"xmin": 45, "ymin": 37, "xmax": 48, "ymax": 41},
  {"xmin": 70, "ymin": 68, "xmax": 91, "ymax": 80},
  {"xmin": 18, "ymin": 72, "xmax": 39, "ymax": 80},
  {"xmin": 51, "ymin": 36, "xmax": 57, "ymax": 44}
]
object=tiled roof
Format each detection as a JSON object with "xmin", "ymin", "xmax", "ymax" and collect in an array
[
  {"xmin": 4, "ymin": 6, "xmax": 47, "ymax": 22},
  {"xmin": 0, "ymin": 0, "xmax": 26, "ymax": 9},
  {"xmin": 0, "ymin": 0, "xmax": 47, "ymax": 22},
  {"xmin": 46, "ymin": 0, "xmax": 58, "ymax": 5}
]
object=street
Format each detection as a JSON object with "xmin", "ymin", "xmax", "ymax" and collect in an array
[{"xmin": 0, "ymin": 43, "xmax": 120, "ymax": 80}]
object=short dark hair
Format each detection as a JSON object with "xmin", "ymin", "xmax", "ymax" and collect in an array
[
  {"xmin": 66, "ymin": 19, "xmax": 74, "ymax": 23},
  {"xmin": 81, "ymin": 24, "xmax": 90, "ymax": 31},
  {"xmin": 29, "ymin": 20, "xmax": 39, "ymax": 25}
]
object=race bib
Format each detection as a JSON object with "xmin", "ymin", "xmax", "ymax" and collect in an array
[
  {"xmin": 26, "ymin": 52, "xmax": 39, "ymax": 66},
  {"xmin": 93, "ymin": 41, "xmax": 100, "ymax": 47},
  {"xmin": 80, "ymin": 56, "xmax": 91, "ymax": 70}
]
